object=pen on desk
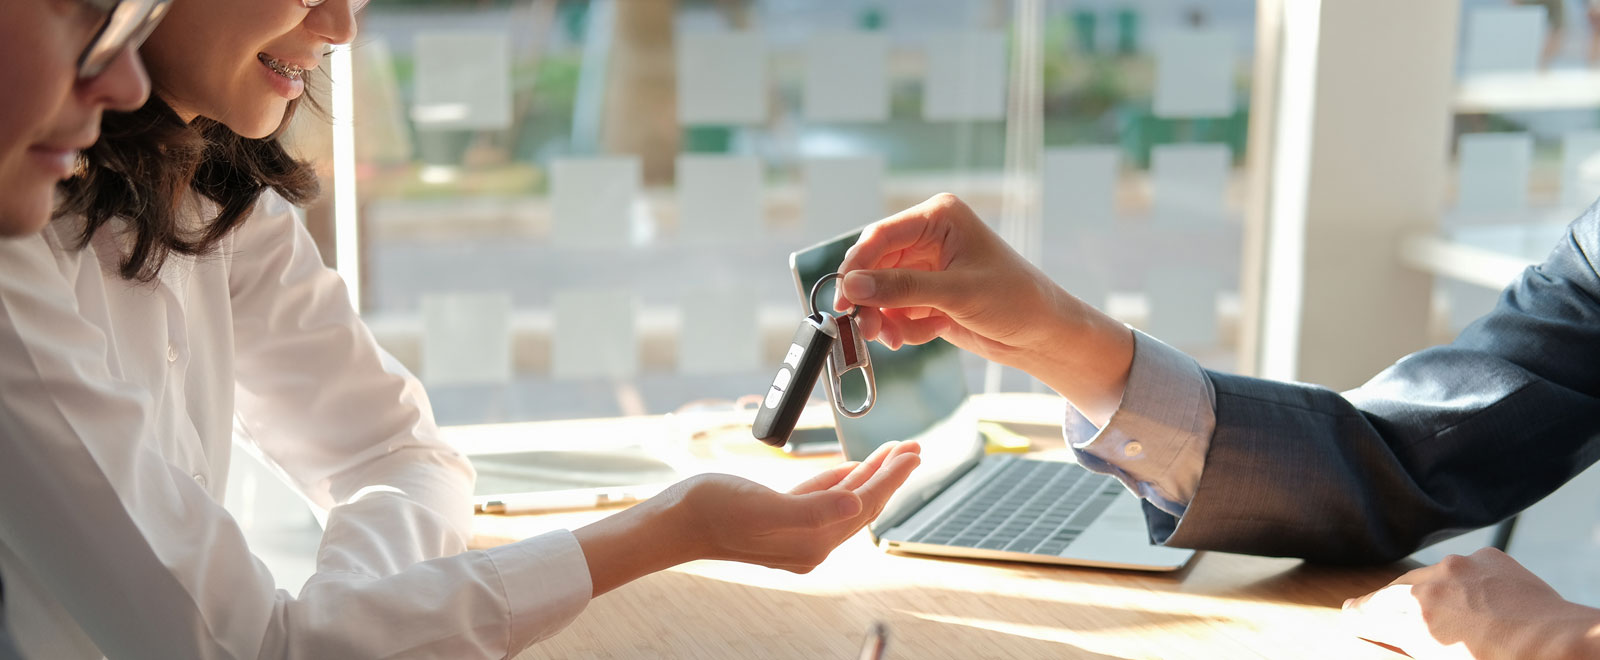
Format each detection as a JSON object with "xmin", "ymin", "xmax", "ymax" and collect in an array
[
  {"xmin": 858, "ymin": 622, "xmax": 888, "ymax": 660},
  {"xmin": 476, "ymin": 484, "xmax": 668, "ymax": 515}
]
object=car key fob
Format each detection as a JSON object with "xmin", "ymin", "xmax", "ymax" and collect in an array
[{"xmin": 752, "ymin": 312, "xmax": 836, "ymax": 447}]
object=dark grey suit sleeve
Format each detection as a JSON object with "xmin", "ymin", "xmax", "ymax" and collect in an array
[
  {"xmin": 1146, "ymin": 208, "xmax": 1600, "ymax": 564},
  {"xmin": 0, "ymin": 575, "xmax": 19, "ymax": 660}
]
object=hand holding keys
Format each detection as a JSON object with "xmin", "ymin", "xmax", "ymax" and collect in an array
[{"xmin": 752, "ymin": 273, "xmax": 876, "ymax": 447}]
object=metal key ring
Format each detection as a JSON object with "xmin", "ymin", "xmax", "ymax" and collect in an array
[
  {"xmin": 811, "ymin": 272, "xmax": 874, "ymax": 418},
  {"xmin": 809, "ymin": 272, "xmax": 853, "ymax": 318}
]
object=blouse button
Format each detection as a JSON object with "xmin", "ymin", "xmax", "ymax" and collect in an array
[
  {"xmin": 193, "ymin": 473, "xmax": 208, "ymax": 488},
  {"xmin": 167, "ymin": 345, "xmax": 179, "ymax": 363},
  {"xmin": 1123, "ymin": 441, "xmax": 1143, "ymax": 458}
]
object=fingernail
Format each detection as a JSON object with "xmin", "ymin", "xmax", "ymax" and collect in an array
[{"xmin": 843, "ymin": 272, "xmax": 875, "ymax": 300}]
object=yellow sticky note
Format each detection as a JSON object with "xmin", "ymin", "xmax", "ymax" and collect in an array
[{"xmin": 979, "ymin": 422, "xmax": 1031, "ymax": 454}]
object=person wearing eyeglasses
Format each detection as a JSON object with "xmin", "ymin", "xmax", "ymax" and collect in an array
[
  {"xmin": 0, "ymin": 0, "xmax": 164, "ymax": 235},
  {"xmin": 0, "ymin": 0, "xmax": 164, "ymax": 658},
  {"xmin": 0, "ymin": 0, "xmax": 922, "ymax": 657}
]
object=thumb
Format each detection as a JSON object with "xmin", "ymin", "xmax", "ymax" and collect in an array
[
  {"xmin": 782, "ymin": 489, "xmax": 862, "ymax": 529},
  {"xmin": 842, "ymin": 268, "xmax": 959, "ymax": 311}
]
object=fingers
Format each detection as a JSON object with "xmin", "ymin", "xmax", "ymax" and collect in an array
[
  {"xmin": 851, "ymin": 453, "xmax": 922, "ymax": 519},
  {"xmin": 834, "ymin": 441, "xmax": 903, "ymax": 492},
  {"xmin": 837, "ymin": 195, "xmax": 955, "ymax": 275},
  {"xmin": 1372, "ymin": 563, "xmax": 1433, "ymax": 597},
  {"xmin": 836, "ymin": 193, "xmax": 985, "ymax": 313},
  {"xmin": 840, "ymin": 268, "xmax": 964, "ymax": 313},
  {"xmin": 853, "ymin": 306, "xmax": 884, "ymax": 340},
  {"xmin": 1341, "ymin": 583, "xmax": 1426, "ymax": 652},
  {"xmin": 834, "ymin": 440, "xmax": 922, "ymax": 492},
  {"xmin": 788, "ymin": 462, "xmax": 859, "ymax": 495},
  {"xmin": 879, "ymin": 313, "xmax": 952, "ymax": 349}
]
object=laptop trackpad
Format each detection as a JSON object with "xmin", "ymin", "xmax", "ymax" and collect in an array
[{"xmin": 1067, "ymin": 493, "xmax": 1194, "ymax": 571}]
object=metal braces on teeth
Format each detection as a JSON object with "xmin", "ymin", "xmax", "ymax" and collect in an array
[{"xmin": 257, "ymin": 54, "xmax": 305, "ymax": 81}]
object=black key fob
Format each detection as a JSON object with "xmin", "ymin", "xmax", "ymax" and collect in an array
[{"xmin": 752, "ymin": 313, "xmax": 835, "ymax": 447}]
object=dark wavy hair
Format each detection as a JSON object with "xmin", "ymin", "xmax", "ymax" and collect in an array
[{"xmin": 55, "ymin": 82, "xmax": 322, "ymax": 282}]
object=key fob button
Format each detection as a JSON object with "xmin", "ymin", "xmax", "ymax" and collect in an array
[{"xmin": 764, "ymin": 368, "xmax": 792, "ymax": 408}]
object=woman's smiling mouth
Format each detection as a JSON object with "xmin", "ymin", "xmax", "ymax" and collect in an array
[{"xmin": 257, "ymin": 53, "xmax": 306, "ymax": 81}]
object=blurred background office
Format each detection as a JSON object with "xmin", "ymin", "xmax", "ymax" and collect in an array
[{"xmin": 225, "ymin": 0, "xmax": 1598, "ymax": 615}]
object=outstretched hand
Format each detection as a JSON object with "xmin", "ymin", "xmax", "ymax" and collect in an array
[
  {"xmin": 676, "ymin": 440, "xmax": 921, "ymax": 573},
  {"xmin": 575, "ymin": 441, "xmax": 921, "ymax": 596}
]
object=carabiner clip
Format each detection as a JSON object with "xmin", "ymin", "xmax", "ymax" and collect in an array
[
  {"xmin": 810, "ymin": 273, "xmax": 876, "ymax": 418},
  {"xmin": 826, "ymin": 314, "xmax": 875, "ymax": 417}
]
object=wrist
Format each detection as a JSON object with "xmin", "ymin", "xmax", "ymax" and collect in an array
[
  {"xmin": 654, "ymin": 477, "xmax": 711, "ymax": 563},
  {"xmin": 572, "ymin": 481, "xmax": 702, "ymax": 597},
  {"xmin": 1025, "ymin": 288, "xmax": 1134, "ymax": 427},
  {"xmin": 1530, "ymin": 604, "xmax": 1600, "ymax": 660}
]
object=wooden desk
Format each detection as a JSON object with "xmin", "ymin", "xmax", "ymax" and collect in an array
[{"xmin": 461, "ymin": 397, "xmax": 1412, "ymax": 659}]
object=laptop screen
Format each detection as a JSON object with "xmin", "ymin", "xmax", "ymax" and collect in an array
[{"xmin": 790, "ymin": 231, "xmax": 984, "ymax": 531}]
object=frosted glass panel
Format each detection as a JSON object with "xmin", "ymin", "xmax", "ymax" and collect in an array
[
  {"xmin": 552, "ymin": 157, "xmax": 641, "ymax": 249},
  {"xmin": 678, "ymin": 32, "xmax": 767, "ymax": 125},
  {"xmin": 347, "ymin": 2, "xmax": 1263, "ymax": 425},
  {"xmin": 678, "ymin": 155, "xmax": 763, "ymax": 244},
  {"xmin": 1461, "ymin": 7, "xmax": 1543, "ymax": 75},
  {"xmin": 1457, "ymin": 133, "xmax": 1531, "ymax": 216},
  {"xmin": 923, "ymin": 31, "xmax": 1007, "ymax": 121},
  {"xmin": 552, "ymin": 290, "xmax": 638, "ymax": 379},
  {"xmin": 1153, "ymin": 29, "xmax": 1236, "ymax": 118},
  {"xmin": 412, "ymin": 32, "xmax": 512, "ymax": 131},
  {"xmin": 679, "ymin": 288, "xmax": 761, "ymax": 375},
  {"xmin": 804, "ymin": 32, "xmax": 890, "ymax": 123},
  {"xmin": 1151, "ymin": 144, "xmax": 1230, "ymax": 228},
  {"xmin": 1146, "ymin": 268, "xmax": 1221, "ymax": 347},
  {"xmin": 1043, "ymin": 146, "xmax": 1120, "ymax": 236},
  {"xmin": 804, "ymin": 156, "xmax": 886, "ymax": 239},
  {"xmin": 1562, "ymin": 132, "xmax": 1600, "ymax": 209},
  {"xmin": 420, "ymin": 292, "xmax": 513, "ymax": 386}
]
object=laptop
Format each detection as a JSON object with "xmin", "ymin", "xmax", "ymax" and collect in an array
[{"xmin": 792, "ymin": 230, "xmax": 1194, "ymax": 572}]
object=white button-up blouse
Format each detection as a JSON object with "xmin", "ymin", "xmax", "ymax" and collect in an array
[{"xmin": 0, "ymin": 191, "xmax": 591, "ymax": 659}]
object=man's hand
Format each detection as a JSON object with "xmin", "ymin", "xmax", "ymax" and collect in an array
[
  {"xmin": 836, "ymin": 193, "xmax": 1133, "ymax": 426},
  {"xmin": 835, "ymin": 193, "xmax": 1068, "ymax": 358},
  {"xmin": 1341, "ymin": 547, "xmax": 1600, "ymax": 660}
]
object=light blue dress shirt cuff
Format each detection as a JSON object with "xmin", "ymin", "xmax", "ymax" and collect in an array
[{"xmin": 1064, "ymin": 329, "xmax": 1217, "ymax": 519}]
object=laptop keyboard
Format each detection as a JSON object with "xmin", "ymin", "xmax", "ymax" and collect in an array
[{"xmin": 907, "ymin": 459, "xmax": 1123, "ymax": 557}]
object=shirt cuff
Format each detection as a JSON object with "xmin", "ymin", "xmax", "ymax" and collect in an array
[
  {"xmin": 484, "ymin": 529, "xmax": 592, "ymax": 655},
  {"xmin": 1064, "ymin": 329, "xmax": 1216, "ymax": 518}
]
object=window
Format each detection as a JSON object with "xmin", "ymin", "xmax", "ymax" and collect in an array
[
  {"xmin": 1403, "ymin": 0, "xmax": 1600, "ymax": 607},
  {"xmin": 279, "ymin": 0, "xmax": 1261, "ymax": 427}
]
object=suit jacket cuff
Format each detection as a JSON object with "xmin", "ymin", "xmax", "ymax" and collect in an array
[{"xmin": 1063, "ymin": 329, "xmax": 1216, "ymax": 518}]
